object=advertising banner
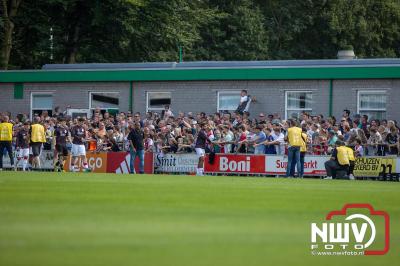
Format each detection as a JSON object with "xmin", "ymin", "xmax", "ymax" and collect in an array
[
  {"xmin": 106, "ymin": 152, "xmax": 154, "ymax": 174},
  {"xmin": 205, "ymin": 153, "xmax": 399, "ymax": 177},
  {"xmin": 204, "ymin": 154, "xmax": 266, "ymax": 174},
  {"xmin": 65, "ymin": 152, "xmax": 107, "ymax": 173},
  {"xmin": 264, "ymin": 155, "xmax": 329, "ymax": 175},
  {"xmin": 154, "ymin": 153, "xmax": 198, "ymax": 173},
  {"xmin": 3, "ymin": 150, "xmax": 54, "ymax": 170},
  {"xmin": 354, "ymin": 157, "xmax": 397, "ymax": 177},
  {"xmin": 65, "ymin": 152, "xmax": 153, "ymax": 174}
]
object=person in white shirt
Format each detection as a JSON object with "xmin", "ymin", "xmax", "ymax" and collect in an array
[
  {"xmin": 162, "ymin": 105, "xmax": 174, "ymax": 120},
  {"xmin": 269, "ymin": 123, "xmax": 286, "ymax": 155},
  {"xmin": 221, "ymin": 126, "xmax": 234, "ymax": 153},
  {"xmin": 236, "ymin": 90, "xmax": 251, "ymax": 114},
  {"xmin": 240, "ymin": 90, "xmax": 248, "ymax": 105}
]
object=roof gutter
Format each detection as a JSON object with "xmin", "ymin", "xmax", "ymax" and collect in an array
[{"xmin": 1, "ymin": 66, "xmax": 400, "ymax": 83}]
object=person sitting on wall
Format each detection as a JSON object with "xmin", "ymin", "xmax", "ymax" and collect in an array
[{"xmin": 236, "ymin": 90, "xmax": 252, "ymax": 115}]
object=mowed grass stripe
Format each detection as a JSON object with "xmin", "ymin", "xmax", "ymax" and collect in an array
[{"xmin": 0, "ymin": 172, "xmax": 398, "ymax": 266}]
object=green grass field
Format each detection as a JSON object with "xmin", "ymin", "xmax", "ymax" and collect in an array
[{"xmin": 0, "ymin": 172, "xmax": 398, "ymax": 266}]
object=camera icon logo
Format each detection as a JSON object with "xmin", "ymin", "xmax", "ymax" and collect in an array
[{"xmin": 311, "ymin": 203, "xmax": 390, "ymax": 256}]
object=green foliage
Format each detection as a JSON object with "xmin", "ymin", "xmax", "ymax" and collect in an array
[
  {"xmin": 325, "ymin": 0, "xmax": 400, "ymax": 58},
  {"xmin": 2, "ymin": 0, "xmax": 400, "ymax": 68}
]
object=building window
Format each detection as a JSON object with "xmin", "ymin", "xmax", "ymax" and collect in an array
[
  {"xmin": 146, "ymin": 92, "xmax": 171, "ymax": 111},
  {"xmin": 285, "ymin": 91, "xmax": 312, "ymax": 119},
  {"xmin": 89, "ymin": 92, "xmax": 119, "ymax": 115},
  {"xmin": 31, "ymin": 93, "xmax": 53, "ymax": 118},
  {"xmin": 217, "ymin": 91, "xmax": 240, "ymax": 111},
  {"xmin": 358, "ymin": 91, "xmax": 387, "ymax": 120}
]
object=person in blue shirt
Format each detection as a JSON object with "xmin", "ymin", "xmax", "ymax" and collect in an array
[
  {"xmin": 251, "ymin": 125, "xmax": 267, "ymax": 154},
  {"xmin": 263, "ymin": 128, "xmax": 276, "ymax": 154}
]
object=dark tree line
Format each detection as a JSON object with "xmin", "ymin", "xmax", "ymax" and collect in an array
[{"xmin": 1, "ymin": 0, "xmax": 400, "ymax": 69}]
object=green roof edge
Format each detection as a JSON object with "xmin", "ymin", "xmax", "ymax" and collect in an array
[{"xmin": 1, "ymin": 66, "xmax": 400, "ymax": 83}]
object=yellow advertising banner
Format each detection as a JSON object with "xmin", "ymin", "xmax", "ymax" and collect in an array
[{"xmin": 354, "ymin": 157, "xmax": 397, "ymax": 177}]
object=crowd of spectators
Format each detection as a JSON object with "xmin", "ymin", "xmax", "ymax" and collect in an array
[{"xmin": 1, "ymin": 106, "xmax": 399, "ymax": 158}]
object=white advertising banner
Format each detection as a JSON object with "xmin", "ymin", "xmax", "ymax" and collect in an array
[
  {"xmin": 264, "ymin": 155, "xmax": 329, "ymax": 175},
  {"xmin": 154, "ymin": 153, "xmax": 198, "ymax": 173},
  {"xmin": 2, "ymin": 150, "xmax": 54, "ymax": 170}
]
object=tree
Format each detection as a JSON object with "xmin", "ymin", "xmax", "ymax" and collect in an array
[
  {"xmin": 2, "ymin": 0, "xmax": 400, "ymax": 69},
  {"xmin": 0, "ymin": 0, "xmax": 23, "ymax": 69},
  {"xmin": 127, "ymin": 0, "xmax": 219, "ymax": 62},
  {"xmin": 193, "ymin": 0, "xmax": 268, "ymax": 61},
  {"xmin": 324, "ymin": 0, "xmax": 400, "ymax": 58}
]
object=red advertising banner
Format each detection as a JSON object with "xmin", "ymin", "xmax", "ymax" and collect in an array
[
  {"xmin": 204, "ymin": 154, "xmax": 329, "ymax": 176},
  {"xmin": 204, "ymin": 154, "xmax": 266, "ymax": 174},
  {"xmin": 65, "ymin": 152, "xmax": 153, "ymax": 174},
  {"xmin": 106, "ymin": 152, "xmax": 154, "ymax": 174}
]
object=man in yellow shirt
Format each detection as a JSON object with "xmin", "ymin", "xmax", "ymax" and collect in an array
[
  {"xmin": 30, "ymin": 117, "xmax": 46, "ymax": 169},
  {"xmin": 324, "ymin": 140, "xmax": 350, "ymax": 179},
  {"xmin": 0, "ymin": 115, "xmax": 14, "ymax": 170},
  {"xmin": 284, "ymin": 119, "xmax": 303, "ymax": 177}
]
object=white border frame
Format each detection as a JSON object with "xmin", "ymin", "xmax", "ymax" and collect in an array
[
  {"xmin": 217, "ymin": 90, "xmax": 241, "ymax": 112},
  {"xmin": 285, "ymin": 90, "xmax": 313, "ymax": 119},
  {"xmin": 30, "ymin": 92, "xmax": 54, "ymax": 119},
  {"xmin": 89, "ymin": 91, "xmax": 120, "ymax": 110},
  {"xmin": 146, "ymin": 91, "xmax": 172, "ymax": 112},
  {"xmin": 357, "ymin": 90, "xmax": 387, "ymax": 114}
]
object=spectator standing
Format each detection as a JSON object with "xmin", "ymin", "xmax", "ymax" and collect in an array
[
  {"xmin": 270, "ymin": 123, "xmax": 285, "ymax": 155},
  {"xmin": 221, "ymin": 126, "xmax": 234, "ymax": 153},
  {"xmin": 367, "ymin": 128, "xmax": 382, "ymax": 156},
  {"xmin": 343, "ymin": 109, "xmax": 352, "ymax": 124},
  {"xmin": 257, "ymin": 113, "xmax": 267, "ymax": 125},
  {"xmin": 261, "ymin": 128, "xmax": 276, "ymax": 154},
  {"xmin": 385, "ymin": 127, "xmax": 399, "ymax": 155},
  {"xmin": 252, "ymin": 125, "xmax": 267, "ymax": 155},
  {"xmin": 133, "ymin": 112, "xmax": 144, "ymax": 128},
  {"xmin": 354, "ymin": 139, "xmax": 364, "ymax": 157},
  {"xmin": 327, "ymin": 131, "xmax": 338, "ymax": 146},
  {"xmin": 128, "ymin": 122, "xmax": 145, "ymax": 174},
  {"xmin": 162, "ymin": 105, "xmax": 174, "ymax": 120},
  {"xmin": 236, "ymin": 125, "xmax": 249, "ymax": 153}
]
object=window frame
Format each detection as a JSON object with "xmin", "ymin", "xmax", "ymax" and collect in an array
[
  {"xmin": 89, "ymin": 91, "xmax": 120, "ymax": 111},
  {"xmin": 217, "ymin": 90, "xmax": 241, "ymax": 112},
  {"xmin": 146, "ymin": 91, "xmax": 172, "ymax": 112},
  {"xmin": 285, "ymin": 90, "xmax": 313, "ymax": 119},
  {"xmin": 357, "ymin": 90, "xmax": 387, "ymax": 117},
  {"xmin": 30, "ymin": 92, "xmax": 54, "ymax": 119}
]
